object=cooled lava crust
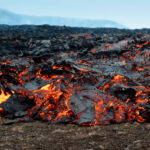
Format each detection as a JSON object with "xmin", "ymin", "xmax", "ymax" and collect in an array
[{"xmin": 0, "ymin": 25, "xmax": 150, "ymax": 126}]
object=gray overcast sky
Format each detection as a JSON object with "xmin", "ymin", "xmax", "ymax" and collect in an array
[{"xmin": 0, "ymin": 0, "xmax": 150, "ymax": 28}]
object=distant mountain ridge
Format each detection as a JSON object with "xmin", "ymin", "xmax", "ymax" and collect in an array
[{"xmin": 0, "ymin": 8, "xmax": 128, "ymax": 28}]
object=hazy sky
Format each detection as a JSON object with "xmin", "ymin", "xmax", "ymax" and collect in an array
[{"xmin": 0, "ymin": 0, "xmax": 150, "ymax": 28}]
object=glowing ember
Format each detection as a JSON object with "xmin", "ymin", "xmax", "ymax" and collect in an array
[{"xmin": 0, "ymin": 89, "xmax": 11, "ymax": 104}]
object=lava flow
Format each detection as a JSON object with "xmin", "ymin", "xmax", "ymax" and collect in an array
[{"xmin": 0, "ymin": 36, "xmax": 150, "ymax": 125}]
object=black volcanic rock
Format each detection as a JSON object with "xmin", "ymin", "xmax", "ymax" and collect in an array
[
  {"xmin": 0, "ymin": 94, "xmax": 34, "ymax": 118},
  {"xmin": 69, "ymin": 94, "xmax": 95, "ymax": 125},
  {"xmin": 0, "ymin": 25, "xmax": 150, "ymax": 57}
]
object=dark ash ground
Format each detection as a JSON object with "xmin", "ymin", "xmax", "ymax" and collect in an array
[{"xmin": 0, "ymin": 119, "xmax": 150, "ymax": 150}]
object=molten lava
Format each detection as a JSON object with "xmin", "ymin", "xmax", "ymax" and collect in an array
[
  {"xmin": 0, "ymin": 89, "xmax": 11, "ymax": 104},
  {"xmin": 0, "ymin": 37, "xmax": 150, "ymax": 125}
]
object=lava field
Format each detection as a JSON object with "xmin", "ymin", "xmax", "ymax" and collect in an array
[{"xmin": 0, "ymin": 25, "xmax": 150, "ymax": 126}]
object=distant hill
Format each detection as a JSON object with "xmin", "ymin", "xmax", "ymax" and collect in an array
[{"xmin": 0, "ymin": 9, "xmax": 128, "ymax": 28}]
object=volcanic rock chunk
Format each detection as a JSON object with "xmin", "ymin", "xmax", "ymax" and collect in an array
[
  {"xmin": 23, "ymin": 78, "xmax": 51, "ymax": 91},
  {"xmin": 8, "ymin": 78, "xmax": 53, "ymax": 92},
  {"xmin": 140, "ymin": 102, "xmax": 150, "ymax": 121},
  {"xmin": 0, "ymin": 94, "xmax": 34, "ymax": 118},
  {"xmin": 69, "ymin": 94, "xmax": 95, "ymax": 125},
  {"xmin": 6, "ymin": 58, "xmax": 31, "ymax": 68},
  {"xmin": 14, "ymin": 111, "xmax": 28, "ymax": 118},
  {"xmin": 113, "ymin": 88, "xmax": 136, "ymax": 101}
]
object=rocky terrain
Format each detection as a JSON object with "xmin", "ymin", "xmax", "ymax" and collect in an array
[{"xmin": 0, "ymin": 25, "xmax": 149, "ymax": 57}]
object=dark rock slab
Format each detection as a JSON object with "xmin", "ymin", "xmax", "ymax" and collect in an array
[
  {"xmin": 0, "ymin": 94, "xmax": 34, "ymax": 118},
  {"xmin": 8, "ymin": 78, "xmax": 53, "ymax": 92},
  {"xmin": 69, "ymin": 94, "xmax": 95, "ymax": 125}
]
